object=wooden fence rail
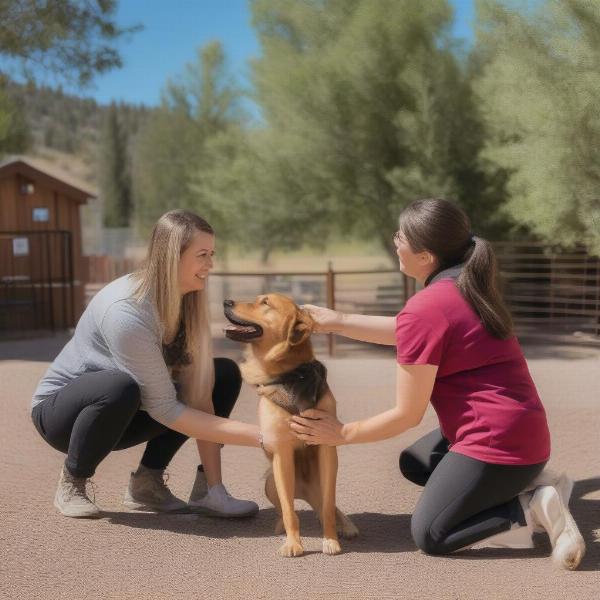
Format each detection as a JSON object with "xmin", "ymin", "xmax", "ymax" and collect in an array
[{"xmin": 84, "ymin": 242, "xmax": 600, "ymax": 342}]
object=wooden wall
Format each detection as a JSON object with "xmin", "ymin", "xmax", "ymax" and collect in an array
[{"xmin": 0, "ymin": 171, "xmax": 87, "ymax": 330}]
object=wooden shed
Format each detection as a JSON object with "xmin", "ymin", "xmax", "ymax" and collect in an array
[{"xmin": 0, "ymin": 156, "xmax": 96, "ymax": 334}]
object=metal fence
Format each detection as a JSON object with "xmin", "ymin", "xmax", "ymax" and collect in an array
[
  {"xmin": 83, "ymin": 242, "xmax": 600, "ymax": 344},
  {"xmin": 495, "ymin": 242, "xmax": 600, "ymax": 338},
  {"xmin": 0, "ymin": 230, "xmax": 74, "ymax": 334}
]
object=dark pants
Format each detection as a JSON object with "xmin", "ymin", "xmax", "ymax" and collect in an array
[
  {"xmin": 32, "ymin": 358, "xmax": 242, "ymax": 479},
  {"xmin": 399, "ymin": 429, "xmax": 546, "ymax": 555}
]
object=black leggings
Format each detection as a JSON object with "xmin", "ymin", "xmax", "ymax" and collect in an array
[
  {"xmin": 32, "ymin": 358, "xmax": 242, "ymax": 478},
  {"xmin": 399, "ymin": 429, "xmax": 546, "ymax": 555}
]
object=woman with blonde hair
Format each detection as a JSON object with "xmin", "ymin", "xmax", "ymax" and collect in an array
[{"xmin": 31, "ymin": 210, "xmax": 270, "ymax": 518}]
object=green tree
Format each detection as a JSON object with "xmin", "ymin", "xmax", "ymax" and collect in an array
[
  {"xmin": 100, "ymin": 102, "xmax": 132, "ymax": 227},
  {"xmin": 0, "ymin": 78, "xmax": 30, "ymax": 156},
  {"xmin": 474, "ymin": 0, "xmax": 600, "ymax": 253},
  {"xmin": 132, "ymin": 42, "xmax": 244, "ymax": 237},
  {"xmin": 247, "ymin": 0, "xmax": 505, "ymax": 261},
  {"xmin": 0, "ymin": 0, "xmax": 140, "ymax": 86}
]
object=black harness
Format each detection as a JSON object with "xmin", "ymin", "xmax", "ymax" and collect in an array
[{"xmin": 258, "ymin": 360, "xmax": 328, "ymax": 415}]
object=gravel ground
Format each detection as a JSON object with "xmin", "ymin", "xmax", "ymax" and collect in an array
[{"xmin": 1, "ymin": 334, "xmax": 599, "ymax": 600}]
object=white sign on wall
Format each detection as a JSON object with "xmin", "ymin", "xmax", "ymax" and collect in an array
[
  {"xmin": 12, "ymin": 238, "xmax": 29, "ymax": 256},
  {"xmin": 32, "ymin": 207, "xmax": 49, "ymax": 222}
]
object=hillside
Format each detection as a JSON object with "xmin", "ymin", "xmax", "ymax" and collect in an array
[{"xmin": 6, "ymin": 81, "xmax": 150, "ymax": 186}]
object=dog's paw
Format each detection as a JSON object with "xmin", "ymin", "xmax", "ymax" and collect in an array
[
  {"xmin": 338, "ymin": 518, "xmax": 359, "ymax": 539},
  {"xmin": 279, "ymin": 539, "xmax": 304, "ymax": 558},
  {"xmin": 274, "ymin": 518, "xmax": 285, "ymax": 535},
  {"xmin": 322, "ymin": 537, "xmax": 342, "ymax": 555}
]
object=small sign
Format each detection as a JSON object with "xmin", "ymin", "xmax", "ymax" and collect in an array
[
  {"xmin": 12, "ymin": 238, "xmax": 29, "ymax": 257},
  {"xmin": 32, "ymin": 207, "xmax": 49, "ymax": 222}
]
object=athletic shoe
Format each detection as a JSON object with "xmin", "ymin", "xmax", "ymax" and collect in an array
[
  {"xmin": 527, "ymin": 484, "xmax": 586, "ymax": 570},
  {"xmin": 188, "ymin": 468, "xmax": 258, "ymax": 518},
  {"xmin": 54, "ymin": 465, "xmax": 101, "ymax": 518},
  {"xmin": 123, "ymin": 465, "xmax": 188, "ymax": 512}
]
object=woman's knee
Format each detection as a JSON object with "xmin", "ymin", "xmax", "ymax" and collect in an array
[
  {"xmin": 102, "ymin": 371, "xmax": 141, "ymax": 412},
  {"xmin": 214, "ymin": 357, "xmax": 241, "ymax": 385},
  {"xmin": 212, "ymin": 358, "xmax": 242, "ymax": 417},
  {"xmin": 410, "ymin": 514, "xmax": 447, "ymax": 556},
  {"xmin": 399, "ymin": 450, "xmax": 429, "ymax": 487}
]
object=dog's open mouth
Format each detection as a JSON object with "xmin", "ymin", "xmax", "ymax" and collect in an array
[{"xmin": 224, "ymin": 307, "xmax": 263, "ymax": 342}]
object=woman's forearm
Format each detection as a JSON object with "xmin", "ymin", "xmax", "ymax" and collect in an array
[
  {"xmin": 341, "ymin": 407, "xmax": 419, "ymax": 444},
  {"xmin": 335, "ymin": 314, "xmax": 396, "ymax": 345},
  {"xmin": 168, "ymin": 406, "xmax": 260, "ymax": 447}
]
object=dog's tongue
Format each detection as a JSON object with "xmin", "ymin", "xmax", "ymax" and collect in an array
[{"xmin": 224, "ymin": 324, "xmax": 256, "ymax": 334}]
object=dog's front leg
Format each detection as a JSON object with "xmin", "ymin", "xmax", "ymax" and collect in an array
[
  {"xmin": 318, "ymin": 445, "xmax": 341, "ymax": 555},
  {"xmin": 272, "ymin": 448, "xmax": 303, "ymax": 557}
]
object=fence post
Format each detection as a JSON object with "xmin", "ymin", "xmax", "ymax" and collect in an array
[
  {"xmin": 326, "ymin": 261, "xmax": 336, "ymax": 356},
  {"xmin": 596, "ymin": 255, "xmax": 600, "ymax": 337},
  {"xmin": 402, "ymin": 273, "xmax": 409, "ymax": 304}
]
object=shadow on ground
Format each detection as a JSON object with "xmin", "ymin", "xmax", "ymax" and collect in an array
[
  {"xmin": 0, "ymin": 332, "xmax": 71, "ymax": 362},
  {"xmin": 102, "ymin": 481, "xmax": 599, "ymax": 566},
  {"xmin": 2, "ymin": 331, "xmax": 598, "ymax": 363},
  {"xmin": 450, "ymin": 478, "xmax": 600, "ymax": 571},
  {"xmin": 102, "ymin": 508, "xmax": 415, "ymax": 553},
  {"xmin": 521, "ymin": 343, "xmax": 600, "ymax": 361},
  {"xmin": 569, "ymin": 477, "xmax": 600, "ymax": 572}
]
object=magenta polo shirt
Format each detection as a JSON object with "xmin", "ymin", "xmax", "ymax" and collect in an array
[{"xmin": 395, "ymin": 276, "xmax": 550, "ymax": 466}]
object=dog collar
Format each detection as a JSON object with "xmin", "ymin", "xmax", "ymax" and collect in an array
[{"xmin": 258, "ymin": 360, "xmax": 328, "ymax": 415}]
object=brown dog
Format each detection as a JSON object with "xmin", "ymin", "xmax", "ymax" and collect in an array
[{"xmin": 223, "ymin": 293, "xmax": 358, "ymax": 557}]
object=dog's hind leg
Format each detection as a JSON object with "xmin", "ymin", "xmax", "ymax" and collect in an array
[
  {"xmin": 303, "ymin": 486, "xmax": 359, "ymax": 540},
  {"xmin": 335, "ymin": 508, "xmax": 359, "ymax": 539},
  {"xmin": 264, "ymin": 471, "xmax": 285, "ymax": 535}
]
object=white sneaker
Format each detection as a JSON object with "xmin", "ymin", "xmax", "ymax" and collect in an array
[
  {"xmin": 188, "ymin": 476, "xmax": 258, "ymax": 518},
  {"xmin": 54, "ymin": 465, "xmax": 101, "ymax": 518},
  {"xmin": 472, "ymin": 521, "xmax": 534, "ymax": 550},
  {"xmin": 526, "ymin": 483, "xmax": 586, "ymax": 570},
  {"xmin": 124, "ymin": 466, "xmax": 188, "ymax": 512}
]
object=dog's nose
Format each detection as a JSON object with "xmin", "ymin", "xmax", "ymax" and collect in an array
[{"xmin": 223, "ymin": 299, "xmax": 234, "ymax": 308}]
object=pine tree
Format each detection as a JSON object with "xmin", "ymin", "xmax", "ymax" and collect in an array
[
  {"xmin": 100, "ymin": 102, "xmax": 132, "ymax": 227},
  {"xmin": 0, "ymin": 79, "xmax": 30, "ymax": 156}
]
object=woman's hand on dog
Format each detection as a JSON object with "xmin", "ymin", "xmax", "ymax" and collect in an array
[
  {"xmin": 300, "ymin": 305, "xmax": 344, "ymax": 334},
  {"xmin": 290, "ymin": 409, "xmax": 347, "ymax": 446}
]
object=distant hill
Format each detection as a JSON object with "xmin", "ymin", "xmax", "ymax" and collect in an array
[{"xmin": 6, "ymin": 81, "xmax": 150, "ymax": 186}]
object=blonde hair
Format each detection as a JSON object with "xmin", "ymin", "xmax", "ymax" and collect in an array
[{"xmin": 133, "ymin": 209, "xmax": 215, "ymax": 408}]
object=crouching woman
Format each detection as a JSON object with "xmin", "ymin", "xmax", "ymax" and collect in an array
[{"xmin": 31, "ymin": 210, "xmax": 272, "ymax": 518}]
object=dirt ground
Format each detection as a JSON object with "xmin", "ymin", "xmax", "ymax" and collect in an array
[{"xmin": 1, "ymin": 334, "xmax": 599, "ymax": 600}]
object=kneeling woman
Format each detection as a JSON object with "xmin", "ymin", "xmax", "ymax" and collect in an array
[
  {"xmin": 32, "ymin": 210, "xmax": 268, "ymax": 518},
  {"xmin": 291, "ymin": 199, "xmax": 585, "ymax": 569}
]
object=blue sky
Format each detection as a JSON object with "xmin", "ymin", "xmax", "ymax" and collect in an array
[{"xmin": 5, "ymin": 0, "xmax": 475, "ymax": 106}]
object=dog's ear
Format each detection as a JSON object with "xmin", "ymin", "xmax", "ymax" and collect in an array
[
  {"xmin": 288, "ymin": 308, "xmax": 314, "ymax": 347},
  {"xmin": 264, "ymin": 310, "xmax": 314, "ymax": 363}
]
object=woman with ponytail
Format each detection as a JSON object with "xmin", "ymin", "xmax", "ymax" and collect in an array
[
  {"xmin": 31, "ymin": 210, "xmax": 283, "ymax": 519},
  {"xmin": 291, "ymin": 198, "xmax": 585, "ymax": 569}
]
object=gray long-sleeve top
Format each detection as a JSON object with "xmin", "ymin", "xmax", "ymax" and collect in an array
[{"xmin": 32, "ymin": 275, "xmax": 185, "ymax": 425}]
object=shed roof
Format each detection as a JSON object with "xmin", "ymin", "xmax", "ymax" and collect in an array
[{"xmin": 0, "ymin": 156, "xmax": 97, "ymax": 203}]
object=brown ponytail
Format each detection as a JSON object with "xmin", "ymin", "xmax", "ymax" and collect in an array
[{"xmin": 399, "ymin": 198, "xmax": 513, "ymax": 339}]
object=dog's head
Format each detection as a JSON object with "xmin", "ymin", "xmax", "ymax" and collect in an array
[{"xmin": 223, "ymin": 294, "xmax": 314, "ymax": 365}]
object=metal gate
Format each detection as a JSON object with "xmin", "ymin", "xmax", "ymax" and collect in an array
[{"xmin": 0, "ymin": 230, "xmax": 74, "ymax": 335}]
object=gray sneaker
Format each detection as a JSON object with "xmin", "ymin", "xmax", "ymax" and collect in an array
[
  {"xmin": 123, "ymin": 465, "xmax": 188, "ymax": 512},
  {"xmin": 187, "ymin": 467, "xmax": 258, "ymax": 517},
  {"xmin": 54, "ymin": 465, "xmax": 101, "ymax": 518}
]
